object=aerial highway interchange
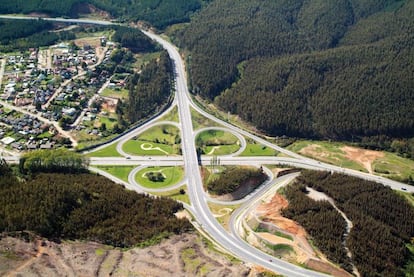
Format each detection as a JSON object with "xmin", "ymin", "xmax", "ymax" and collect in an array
[{"xmin": 1, "ymin": 15, "xmax": 413, "ymax": 277}]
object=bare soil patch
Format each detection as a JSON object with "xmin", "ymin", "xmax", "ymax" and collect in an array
[
  {"xmin": 341, "ymin": 146, "xmax": 383, "ymax": 174},
  {"xmin": 256, "ymin": 193, "xmax": 352, "ymax": 277},
  {"xmin": 0, "ymin": 233, "xmax": 253, "ymax": 277}
]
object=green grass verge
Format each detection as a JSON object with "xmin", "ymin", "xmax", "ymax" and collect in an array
[
  {"xmin": 135, "ymin": 166, "xmax": 184, "ymax": 189},
  {"xmin": 240, "ymin": 143, "xmax": 278, "ymax": 156},
  {"xmin": 123, "ymin": 140, "xmax": 175, "ymax": 155},
  {"xmin": 86, "ymin": 143, "xmax": 122, "ymax": 157},
  {"xmin": 157, "ymin": 105, "xmax": 179, "ymax": 123},
  {"xmin": 203, "ymin": 144, "xmax": 240, "ymax": 155},
  {"xmin": 95, "ymin": 166, "xmax": 135, "ymax": 183},
  {"xmin": 191, "ymin": 107, "xmax": 220, "ymax": 130},
  {"xmin": 207, "ymin": 202, "xmax": 240, "ymax": 231},
  {"xmin": 373, "ymin": 153, "xmax": 414, "ymax": 183},
  {"xmin": 152, "ymin": 185, "xmax": 190, "ymax": 205}
]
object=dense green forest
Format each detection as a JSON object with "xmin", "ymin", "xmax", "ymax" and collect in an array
[
  {"xmin": 0, "ymin": 160, "xmax": 192, "ymax": 247},
  {"xmin": 174, "ymin": 0, "xmax": 414, "ymax": 150},
  {"xmin": 0, "ymin": 19, "xmax": 74, "ymax": 52},
  {"xmin": 0, "ymin": 0, "xmax": 209, "ymax": 29},
  {"xmin": 112, "ymin": 26, "xmax": 157, "ymax": 53},
  {"xmin": 282, "ymin": 171, "xmax": 414, "ymax": 276},
  {"xmin": 126, "ymin": 51, "xmax": 173, "ymax": 123},
  {"xmin": 19, "ymin": 149, "xmax": 89, "ymax": 174},
  {"xmin": 207, "ymin": 166, "xmax": 267, "ymax": 195}
]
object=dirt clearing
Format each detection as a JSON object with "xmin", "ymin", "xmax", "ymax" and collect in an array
[
  {"xmin": 0, "ymin": 233, "xmax": 253, "ymax": 277},
  {"xmin": 341, "ymin": 146, "xmax": 383, "ymax": 173}
]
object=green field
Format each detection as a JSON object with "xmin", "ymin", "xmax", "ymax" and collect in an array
[
  {"xmin": 196, "ymin": 129, "xmax": 240, "ymax": 155},
  {"xmin": 101, "ymin": 87, "xmax": 129, "ymax": 100},
  {"xmin": 95, "ymin": 165, "xmax": 135, "ymax": 183},
  {"xmin": 86, "ymin": 143, "xmax": 122, "ymax": 157},
  {"xmin": 157, "ymin": 106, "xmax": 179, "ymax": 123},
  {"xmin": 373, "ymin": 153, "xmax": 414, "ymax": 183},
  {"xmin": 152, "ymin": 185, "xmax": 190, "ymax": 205},
  {"xmin": 135, "ymin": 166, "xmax": 184, "ymax": 189},
  {"xmin": 240, "ymin": 142, "xmax": 278, "ymax": 156},
  {"xmin": 139, "ymin": 124, "xmax": 180, "ymax": 145},
  {"xmin": 191, "ymin": 107, "xmax": 220, "ymax": 130},
  {"xmin": 123, "ymin": 140, "xmax": 175, "ymax": 155}
]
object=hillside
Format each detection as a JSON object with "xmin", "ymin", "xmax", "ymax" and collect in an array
[
  {"xmin": 174, "ymin": 0, "xmax": 414, "ymax": 148},
  {"xmin": 0, "ymin": 0, "xmax": 209, "ymax": 29}
]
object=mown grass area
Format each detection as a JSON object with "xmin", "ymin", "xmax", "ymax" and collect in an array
[
  {"xmin": 191, "ymin": 107, "xmax": 220, "ymax": 130},
  {"xmin": 139, "ymin": 124, "xmax": 180, "ymax": 145},
  {"xmin": 405, "ymin": 243, "xmax": 414, "ymax": 277},
  {"xmin": 196, "ymin": 129, "xmax": 240, "ymax": 155},
  {"xmin": 135, "ymin": 166, "xmax": 184, "ymax": 189},
  {"xmin": 207, "ymin": 202, "xmax": 240, "ymax": 231},
  {"xmin": 86, "ymin": 143, "xmax": 122, "ymax": 157},
  {"xmin": 123, "ymin": 140, "xmax": 176, "ymax": 155},
  {"xmin": 101, "ymin": 87, "xmax": 129, "ymax": 100},
  {"xmin": 373, "ymin": 153, "xmax": 414, "ymax": 183},
  {"xmin": 151, "ymin": 185, "xmax": 190, "ymax": 205},
  {"xmin": 240, "ymin": 142, "xmax": 278, "ymax": 156},
  {"xmin": 203, "ymin": 144, "xmax": 240, "ymax": 155},
  {"xmin": 96, "ymin": 165, "xmax": 135, "ymax": 183},
  {"xmin": 157, "ymin": 105, "xmax": 179, "ymax": 123}
]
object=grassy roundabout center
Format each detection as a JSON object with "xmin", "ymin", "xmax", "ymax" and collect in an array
[
  {"xmin": 135, "ymin": 166, "xmax": 184, "ymax": 189},
  {"xmin": 196, "ymin": 129, "xmax": 240, "ymax": 155}
]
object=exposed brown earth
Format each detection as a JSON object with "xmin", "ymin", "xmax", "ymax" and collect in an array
[
  {"xmin": 341, "ymin": 146, "xmax": 383, "ymax": 174},
  {"xmin": 256, "ymin": 193, "xmax": 352, "ymax": 277},
  {"xmin": 0, "ymin": 233, "xmax": 255, "ymax": 277}
]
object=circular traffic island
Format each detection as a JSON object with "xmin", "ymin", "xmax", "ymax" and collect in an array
[
  {"xmin": 135, "ymin": 166, "xmax": 184, "ymax": 189},
  {"xmin": 195, "ymin": 129, "xmax": 241, "ymax": 155}
]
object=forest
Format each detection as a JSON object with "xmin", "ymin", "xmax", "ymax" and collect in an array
[
  {"xmin": 0, "ymin": 19, "xmax": 75, "ymax": 52},
  {"xmin": 174, "ymin": 0, "xmax": 414, "ymax": 151},
  {"xmin": 126, "ymin": 51, "xmax": 173, "ymax": 123},
  {"xmin": 0, "ymin": 0, "xmax": 209, "ymax": 29},
  {"xmin": 282, "ymin": 170, "xmax": 414, "ymax": 276},
  {"xmin": 0, "ymin": 159, "xmax": 192, "ymax": 248},
  {"xmin": 207, "ymin": 166, "xmax": 267, "ymax": 195}
]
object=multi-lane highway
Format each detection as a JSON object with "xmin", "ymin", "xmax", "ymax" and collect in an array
[{"xmin": 1, "ymin": 15, "xmax": 413, "ymax": 276}]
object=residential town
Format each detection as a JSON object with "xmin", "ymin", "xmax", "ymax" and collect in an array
[{"xmin": 0, "ymin": 35, "xmax": 129, "ymax": 152}]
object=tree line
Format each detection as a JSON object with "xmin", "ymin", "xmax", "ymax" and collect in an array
[
  {"xmin": 282, "ymin": 170, "xmax": 414, "ymax": 276},
  {"xmin": 0, "ymin": 161, "xmax": 192, "ymax": 248}
]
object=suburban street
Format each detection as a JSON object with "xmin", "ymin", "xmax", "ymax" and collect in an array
[{"xmin": 1, "ymin": 15, "xmax": 413, "ymax": 277}]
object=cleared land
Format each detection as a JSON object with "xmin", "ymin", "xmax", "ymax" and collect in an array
[
  {"xmin": 287, "ymin": 140, "xmax": 414, "ymax": 182},
  {"xmin": 0, "ymin": 233, "xmax": 252, "ymax": 277}
]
